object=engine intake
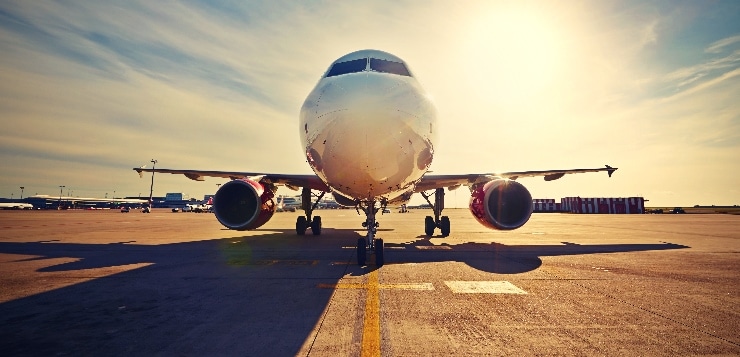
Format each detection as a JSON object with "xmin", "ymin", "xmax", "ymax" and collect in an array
[
  {"xmin": 469, "ymin": 179, "xmax": 533, "ymax": 230},
  {"xmin": 213, "ymin": 179, "xmax": 276, "ymax": 230}
]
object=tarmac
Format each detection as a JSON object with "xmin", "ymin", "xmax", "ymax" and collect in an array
[{"xmin": 0, "ymin": 209, "xmax": 738, "ymax": 356}]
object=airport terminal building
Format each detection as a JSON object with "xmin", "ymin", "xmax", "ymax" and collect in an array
[{"xmin": 534, "ymin": 197, "xmax": 645, "ymax": 214}]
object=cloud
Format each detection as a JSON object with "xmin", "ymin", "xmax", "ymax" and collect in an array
[
  {"xmin": 705, "ymin": 35, "xmax": 740, "ymax": 54},
  {"xmin": 661, "ymin": 48, "xmax": 740, "ymax": 91}
]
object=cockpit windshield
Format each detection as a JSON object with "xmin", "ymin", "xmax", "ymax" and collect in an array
[
  {"xmin": 326, "ymin": 58, "xmax": 367, "ymax": 77},
  {"xmin": 325, "ymin": 57, "xmax": 412, "ymax": 78},
  {"xmin": 369, "ymin": 58, "xmax": 411, "ymax": 76}
]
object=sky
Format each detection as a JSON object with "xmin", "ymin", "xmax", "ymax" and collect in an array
[{"xmin": 0, "ymin": 0, "xmax": 738, "ymax": 207}]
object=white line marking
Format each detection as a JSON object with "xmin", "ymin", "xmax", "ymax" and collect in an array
[{"xmin": 444, "ymin": 281, "xmax": 528, "ymax": 294}]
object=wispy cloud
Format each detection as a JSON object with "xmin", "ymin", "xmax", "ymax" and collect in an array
[
  {"xmin": 662, "ymin": 43, "xmax": 740, "ymax": 91},
  {"xmin": 705, "ymin": 34, "xmax": 740, "ymax": 54}
]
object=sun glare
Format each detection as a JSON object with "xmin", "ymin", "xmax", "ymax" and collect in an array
[{"xmin": 463, "ymin": 6, "xmax": 564, "ymax": 104}]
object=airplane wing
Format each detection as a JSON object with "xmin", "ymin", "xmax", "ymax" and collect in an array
[
  {"xmin": 414, "ymin": 165, "xmax": 617, "ymax": 192},
  {"xmin": 132, "ymin": 168, "xmax": 329, "ymax": 191}
]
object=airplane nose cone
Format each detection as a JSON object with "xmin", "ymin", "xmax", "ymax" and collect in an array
[
  {"xmin": 301, "ymin": 73, "xmax": 436, "ymax": 200},
  {"xmin": 318, "ymin": 110, "xmax": 415, "ymax": 198}
]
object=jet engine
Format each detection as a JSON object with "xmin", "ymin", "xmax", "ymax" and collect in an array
[
  {"xmin": 469, "ymin": 179, "xmax": 533, "ymax": 230},
  {"xmin": 213, "ymin": 179, "xmax": 276, "ymax": 230}
]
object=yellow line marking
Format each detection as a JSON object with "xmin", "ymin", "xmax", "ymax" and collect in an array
[
  {"xmin": 380, "ymin": 283, "xmax": 434, "ymax": 290},
  {"xmin": 317, "ymin": 273, "xmax": 435, "ymax": 356},
  {"xmin": 362, "ymin": 269, "xmax": 380, "ymax": 357},
  {"xmin": 317, "ymin": 283, "xmax": 434, "ymax": 291}
]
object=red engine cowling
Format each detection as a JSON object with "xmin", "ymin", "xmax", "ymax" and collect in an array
[
  {"xmin": 213, "ymin": 179, "xmax": 276, "ymax": 230},
  {"xmin": 469, "ymin": 179, "xmax": 533, "ymax": 230}
]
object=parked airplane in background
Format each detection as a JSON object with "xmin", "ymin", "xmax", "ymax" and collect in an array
[
  {"xmin": 0, "ymin": 202, "xmax": 33, "ymax": 210},
  {"xmin": 135, "ymin": 49, "xmax": 617, "ymax": 266},
  {"xmin": 276, "ymin": 195, "xmax": 300, "ymax": 212}
]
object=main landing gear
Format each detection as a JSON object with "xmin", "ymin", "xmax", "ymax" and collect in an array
[
  {"xmin": 296, "ymin": 187, "xmax": 325, "ymax": 236},
  {"xmin": 356, "ymin": 201, "xmax": 385, "ymax": 266},
  {"xmin": 421, "ymin": 188, "xmax": 450, "ymax": 237}
]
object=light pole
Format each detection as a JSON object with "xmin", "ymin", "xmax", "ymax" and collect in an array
[
  {"xmin": 20, "ymin": 186, "xmax": 24, "ymax": 200},
  {"xmin": 149, "ymin": 159, "xmax": 157, "ymax": 208},
  {"xmin": 58, "ymin": 185, "xmax": 65, "ymax": 210}
]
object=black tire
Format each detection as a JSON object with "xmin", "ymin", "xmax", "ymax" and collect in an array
[
  {"xmin": 374, "ymin": 238, "xmax": 384, "ymax": 267},
  {"xmin": 424, "ymin": 216, "xmax": 435, "ymax": 236},
  {"xmin": 296, "ymin": 216, "xmax": 307, "ymax": 235},
  {"xmin": 311, "ymin": 216, "xmax": 322, "ymax": 235},
  {"xmin": 440, "ymin": 216, "xmax": 450, "ymax": 236},
  {"xmin": 357, "ymin": 238, "xmax": 366, "ymax": 266}
]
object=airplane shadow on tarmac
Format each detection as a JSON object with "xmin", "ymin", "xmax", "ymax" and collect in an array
[
  {"xmin": 243, "ymin": 228, "xmax": 690, "ymax": 275},
  {"xmin": 0, "ymin": 228, "xmax": 356, "ymax": 356},
  {"xmin": 383, "ymin": 238, "xmax": 690, "ymax": 274},
  {"xmin": 0, "ymin": 229, "xmax": 689, "ymax": 355}
]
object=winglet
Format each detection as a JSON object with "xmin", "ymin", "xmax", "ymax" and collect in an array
[{"xmin": 606, "ymin": 165, "xmax": 617, "ymax": 177}]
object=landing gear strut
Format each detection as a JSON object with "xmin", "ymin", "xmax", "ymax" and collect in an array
[
  {"xmin": 296, "ymin": 187, "xmax": 325, "ymax": 236},
  {"xmin": 421, "ymin": 188, "xmax": 450, "ymax": 237},
  {"xmin": 356, "ymin": 200, "xmax": 384, "ymax": 266}
]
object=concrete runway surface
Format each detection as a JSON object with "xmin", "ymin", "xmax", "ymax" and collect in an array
[{"xmin": 0, "ymin": 209, "xmax": 738, "ymax": 356}]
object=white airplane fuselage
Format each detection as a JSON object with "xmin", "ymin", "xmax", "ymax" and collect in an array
[{"xmin": 299, "ymin": 50, "xmax": 437, "ymax": 203}]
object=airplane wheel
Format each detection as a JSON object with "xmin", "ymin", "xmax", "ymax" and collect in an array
[
  {"xmin": 311, "ymin": 216, "xmax": 322, "ymax": 235},
  {"xmin": 424, "ymin": 216, "xmax": 435, "ymax": 236},
  {"xmin": 357, "ymin": 238, "xmax": 366, "ymax": 266},
  {"xmin": 296, "ymin": 216, "xmax": 307, "ymax": 235},
  {"xmin": 374, "ymin": 238, "xmax": 384, "ymax": 266},
  {"xmin": 440, "ymin": 216, "xmax": 450, "ymax": 236}
]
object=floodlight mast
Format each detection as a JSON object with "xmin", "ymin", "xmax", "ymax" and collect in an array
[
  {"xmin": 58, "ymin": 185, "xmax": 65, "ymax": 210},
  {"xmin": 148, "ymin": 159, "xmax": 157, "ymax": 207}
]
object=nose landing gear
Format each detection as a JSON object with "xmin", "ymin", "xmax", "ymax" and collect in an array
[{"xmin": 356, "ymin": 201, "xmax": 384, "ymax": 266}]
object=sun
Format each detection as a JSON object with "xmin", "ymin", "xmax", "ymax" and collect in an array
[{"xmin": 462, "ymin": 6, "xmax": 564, "ymax": 104}]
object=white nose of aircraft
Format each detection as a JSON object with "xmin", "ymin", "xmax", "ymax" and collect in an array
[{"xmin": 300, "ymin": 53, "xmax": 437, "ymax": 201}]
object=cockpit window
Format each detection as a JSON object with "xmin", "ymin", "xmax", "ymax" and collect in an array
[
  {"xmin": 325, "ymin": 57, "xmax": 412, "ymax": 78},
  {"xmin": 326, "ymin": 58, "xmax": 367, "ymax": 77},
  {"xmin": 369, "ymin": 58, "xmax": 411, "ymax": 76}
]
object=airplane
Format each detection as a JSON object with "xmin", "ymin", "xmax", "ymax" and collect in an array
[
  {"xmin": 0, "ymin": 202, "xmax": 34, "ymax": 210},
  {"xmin": 275, "ymin": 195, "xmax": 300, "ymax": 212},
  {"xmin": 134, "ymin": 49, "xmax": 617, "ymax": 266}
]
